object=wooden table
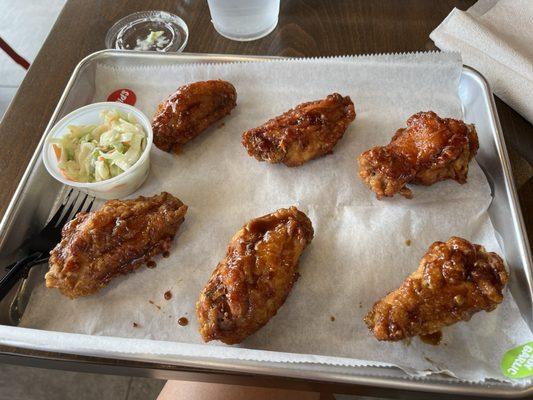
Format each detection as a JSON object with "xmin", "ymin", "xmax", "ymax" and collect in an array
[{"xmin": 0, "ymin": 1, "xmax": 531, "ymax": 398}]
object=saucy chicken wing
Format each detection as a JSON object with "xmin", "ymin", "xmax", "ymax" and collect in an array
[
  {"xmin": 364, "ymin": 237, "xmax": 508, "ymax": 343},
  {"xmin": 358, "ymin": 111, "xmax": 479, "ymax": 199},
  {"xmin": 196, "ymin": 207, "xmax": 314, "ymax": 344},
  {"xmin": 242, "ymin": 93, "xmax": 356, "ymax": 167},
  {"xmin": 152, "ymin": 80, "xmax": 237, "ymax": 153},
  {"xmin": 45, "ymin": 192, "xmax": 188, "ymax": 298}
]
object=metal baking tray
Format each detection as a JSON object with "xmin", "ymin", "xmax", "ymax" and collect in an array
[{"xmin": 0, "ymin": 50, "xmax": 532, "ymax": 399}]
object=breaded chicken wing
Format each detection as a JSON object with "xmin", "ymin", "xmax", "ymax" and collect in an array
[
  {"xmin": 196, "ymin": 207, "xmax": 314, "ymax": 344},
  {"xmin": 152, "ymin": 80, "xmax": 237, "ymax": 153},
  {"xmin": 242, "ymin": 93, "xmax": 355, "ymax": 167},
  {"xmin": 358, "ymin": 112, "xmax": 479, "ymax": 199},
  {"xmin": 364, "ymin": 237, "xmax": 508, "ymax": 342},
  {"xmin": 45, "ymin": 192, "xmax": 187, "ymax": 298}
]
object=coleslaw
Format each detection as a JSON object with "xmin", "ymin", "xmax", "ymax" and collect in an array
[
  {"xmin": 49, "ymin": 109, "xmax": 147, "ymax": 182},
  {"xmin": 134, "ymin": 30, "xmax": 170, "ymax": 51}
]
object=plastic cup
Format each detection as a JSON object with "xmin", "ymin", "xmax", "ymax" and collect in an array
[
  {"xmin": 207, "ymin": 0, "xmax": 280, "ymax": 41},
  {"xmin": 105, "ymin": 11, "xmax": 189, "ymax": 52},
  {"xmin": 42, "ymin": 102, "xmax": 153, "ymax": 200}
]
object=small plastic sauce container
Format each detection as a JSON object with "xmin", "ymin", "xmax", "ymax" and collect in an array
[{"xmin": 42, "ymin": 102, "xmax": 153, "ymax": 199}]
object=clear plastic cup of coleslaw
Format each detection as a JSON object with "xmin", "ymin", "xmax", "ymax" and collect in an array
[{"xmin": 42, "ymin": 102, "xmax": 153, "ymax": 199}]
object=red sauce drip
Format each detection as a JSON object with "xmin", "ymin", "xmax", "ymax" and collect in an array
[
  {"xmin": 162, "ymin": 251, "xmax": 170, "ymax": 258},
  {"xmin": 132, "ymin": 322, "xmax": 139, "ymax": 328},
  {"xmin": 164, "ymin": 290, "xmax": 172, "ymax": 300},
  {"xmin": 330, "ymin": 316, "xmax": 335, "ymax": 322},
  {"xmin": 147, "ymin": 260, "xmax": 157, "ymax": 268},
  {"xmin": 178, "ymin": 317, "xmax": 189, "ymax": 326}
]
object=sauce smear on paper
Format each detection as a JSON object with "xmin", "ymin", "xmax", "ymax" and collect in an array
[{"xmin": 420, "ymin": 331, "xmax": 442, "ymax": 345}]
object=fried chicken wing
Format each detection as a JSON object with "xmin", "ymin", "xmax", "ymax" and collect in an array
[
  {"xmin": 364, "ymin": 237, "xmax": 508, "ymax": 342},
  {"xmin": 45, "ymin": 192, "xmax": 188, "ymax": 298},
  {"xmin": 358, "ymin": 111, "xmax": 479, "ymax": 199},
  {"xmin": 152, "ymin": 80, "xmax": 237, "ymax": 153},
  {"xmin": 242, "ymin": 93, "xmax": 355, "ymax": 167},
  {"xmin": 196, "ymin": 207, "xmax": 314, "ymax": 344}
]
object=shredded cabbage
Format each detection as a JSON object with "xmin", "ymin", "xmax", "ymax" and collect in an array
[
  {"xmin": 49, "ymin": 109, "xmax": 147, "ymax": 182},
  {"xmin": 134, "ymin": 30, "xmax": 169, "ymax": 51}
]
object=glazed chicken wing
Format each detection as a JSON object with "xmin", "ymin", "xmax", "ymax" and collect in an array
[
  {"xmin": 242, "ymin": 93, "xmax": 355, "ymax": 167},
  {"xmin": 152, "ymin": 80, "xmax": 237, "ymax": 153},
  {"xmin": 45, "ymin": 192, "xmax": 188, "ymax": 298},
  {"xmin": 196, "ymin": 207, "xmax": 314, "ymax": 344},
  {"xmin": 358, "ymin": 111, "xmax": 479, "ymax": 199},
  {"xmin": 364, "ymin": 237, "xmax": 508, "ymax": 343}
]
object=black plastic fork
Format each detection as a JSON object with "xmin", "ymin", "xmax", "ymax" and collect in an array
[{"xmin": 0, "ymin": 189, "xmax": 94, "ymax": 300}]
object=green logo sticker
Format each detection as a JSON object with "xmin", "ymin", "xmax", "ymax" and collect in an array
[{"xmin": 502, "ymin": 342, "xmax": 533, "ymax": 379}]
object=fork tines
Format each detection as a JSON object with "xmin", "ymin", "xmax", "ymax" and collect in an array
[{"xmin": 47, "ymin": 189, "xmax": 95, "ymax": 230}]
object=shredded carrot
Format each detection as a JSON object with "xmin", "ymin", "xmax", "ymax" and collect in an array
[
  {"xmin": 52, "ymin": 144, "xmax": 61, "ymax": 161},
  {"xmin": 59, "ymin": 169, "xmax": 77, "ymax": 182}
]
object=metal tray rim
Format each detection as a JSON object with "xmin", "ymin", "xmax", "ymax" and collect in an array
[
  {"xmin": 0, "ymin": 326, "xmax": 531, "ymax": 398},
  {"xmin": 1, "ymin": 50, "xmax": 532, "ymax": 397},
  {"xmin": 464, "ymin": 66, "xmax": 533, "ymax": 298}
]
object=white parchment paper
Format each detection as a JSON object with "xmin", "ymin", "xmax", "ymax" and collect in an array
[{"xmin": 17, "ymin": 52, "xmax": 532, "ymax": 382}]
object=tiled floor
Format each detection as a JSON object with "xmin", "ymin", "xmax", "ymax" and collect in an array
[
  {"xmin": 0, "ymin": 363, "xmax": 165, "ymax": 400},
  {"xmin": 0, "ymin": 0, "xmax": 67, "ymax": 119}
]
